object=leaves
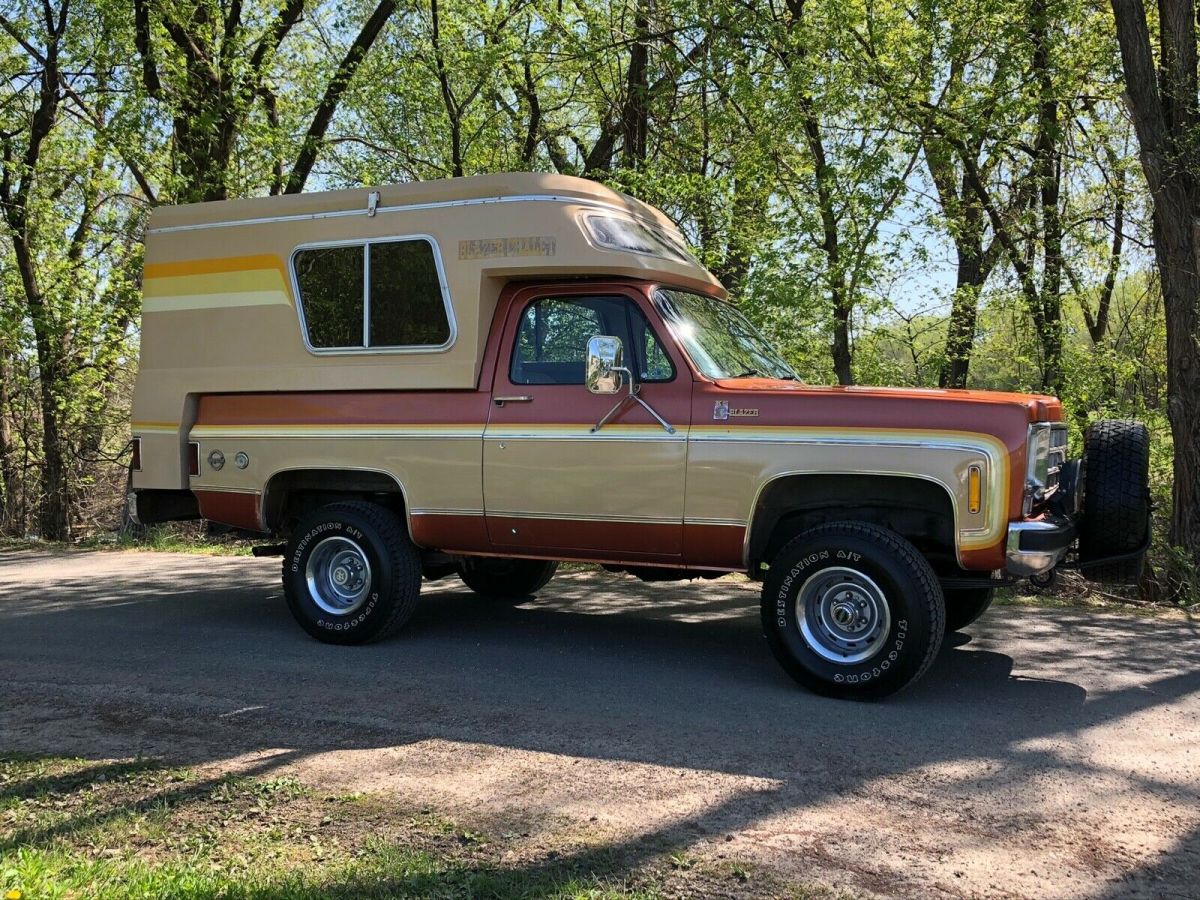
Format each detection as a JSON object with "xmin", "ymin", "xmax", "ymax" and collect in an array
[{"xmin": 0, "ymin": 0, "xmax": 1175, "ymax": 548}]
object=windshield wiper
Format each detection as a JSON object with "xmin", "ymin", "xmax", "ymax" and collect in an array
[{"xmin": 733, "ymin": 368, "xmax": 799, "ymax": 380}]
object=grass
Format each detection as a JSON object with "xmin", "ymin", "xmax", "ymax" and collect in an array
[
  {"xmin": 0, "ymin": 526, "xmax": 256, "ymax": 557},
  {"xmin": 0, "ymin": 756, "xmax": 835, "ymax": 900}
]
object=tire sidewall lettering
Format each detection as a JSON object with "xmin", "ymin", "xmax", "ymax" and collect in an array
[
  {"xmin": 769, "ymin": 536, "xmax": 927, "ymax": 691},
  {"xmin": 289, "ymin": 518, "xmax": 380, "ymax": 632}
]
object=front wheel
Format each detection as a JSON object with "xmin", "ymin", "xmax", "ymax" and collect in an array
[
  {"xmin": 282, "ymin": 501, "xmax": 421, "ymax": 644},
  {"xmin": 761, "ymin": 521, "xmax": 944, "ymax": 700}
]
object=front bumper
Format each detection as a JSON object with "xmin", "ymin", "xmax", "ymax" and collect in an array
[{"xmin": 1006, "ymin": 515, "xmax": 1078, "ymax": 577}]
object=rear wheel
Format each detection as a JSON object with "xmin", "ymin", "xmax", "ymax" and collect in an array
[
  {"xmin": 1078, "ymin": 420, "xmax": 1151, "ymax": 584},
  {"xmin": 761, "ymin": 521, "xmax": 944, "ymax": 700},
  {"xmin": 943, "ymin": 587, "xmax": 995, "ymax": 633},
  {"xmin": 282, "ymin": 501, "xmax": 420, "ymax": 644},
  {"xmin": 459, "ymin": 558, "xmax": 558, "ymax": 599}
]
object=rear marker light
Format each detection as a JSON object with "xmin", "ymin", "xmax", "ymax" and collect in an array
[
  {"xmin": 188, "ymin": 442, "xmax": 200, "ymax": 477},
  {"xmin": 130, "ymin": 437, "xmax": 142, "ymax": 472},
  {"xmin": 968, "ymin": 465, "xmax": 982, "ymax": 514}
]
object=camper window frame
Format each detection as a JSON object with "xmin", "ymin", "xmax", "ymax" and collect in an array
[{"xmin": 289, "ymin": 234, "xmax": 457, "ymax": 356}]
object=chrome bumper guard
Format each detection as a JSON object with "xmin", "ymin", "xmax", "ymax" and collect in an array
[{"xmin": 1006, "ymin": 516, "xmax": 1078, "ymax": 577}]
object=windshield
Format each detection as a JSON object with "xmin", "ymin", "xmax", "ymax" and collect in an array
[{"xmin": 653, "ymin": 289, "xmax": 799, "ymax": 381}]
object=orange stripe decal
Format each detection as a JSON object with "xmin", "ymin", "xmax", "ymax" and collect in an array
[{"xmin": 144, "ymin": 254, "xmax": 286, "ymax": 280}]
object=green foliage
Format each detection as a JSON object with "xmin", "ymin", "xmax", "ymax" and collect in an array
[{"xmin": 0, "ymin": 0, "xmax": 1185, "ymax": 586}]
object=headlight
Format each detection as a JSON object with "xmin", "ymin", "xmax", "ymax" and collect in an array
[
  {"xmin": 1027, "ymin": 424, "xmax": 1052, "ymax": 488},
  {"xmin": 1024, "ymin": 423, "xmax": 1067, "ymax": 515}
]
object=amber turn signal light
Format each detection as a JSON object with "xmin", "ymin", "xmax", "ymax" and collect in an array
[{"xmin": 968, "ymin": 464, "xmax": 983, "ymax": 514}]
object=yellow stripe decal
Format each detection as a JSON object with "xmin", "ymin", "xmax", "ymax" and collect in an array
[
  {"xmin": 132, "ymin": 422, "xmax": 180, "ymax": 434},
  {"xmin": 190, "ymin": 424, "xmax": 483, "ymax": 439},
  {"xmin": 143, "ymin": 255, "xmax": 292, "ymax": 312},
  {"xmin": 143, "ymin": 290, "xmax": 291, "ymax": 313}
]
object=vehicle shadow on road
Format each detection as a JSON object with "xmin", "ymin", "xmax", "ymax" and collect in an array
[{"xmin": 2, "ymin": 554, "xmax": 1199, "ymax": 894}]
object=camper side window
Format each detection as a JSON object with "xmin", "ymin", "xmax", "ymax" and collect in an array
[{"xmin": 293, "ymin": 238, "xmax": 451, "ymax": 351}]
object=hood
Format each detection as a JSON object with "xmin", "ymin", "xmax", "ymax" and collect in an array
[{"xmin": 711, "ymin": 378, "xmax": 1063, "ymax": 424}]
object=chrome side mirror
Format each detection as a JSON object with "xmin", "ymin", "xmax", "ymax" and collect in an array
[{"xmin": 586, "ymin": 335, "xmax": 625, "ymax": 395}]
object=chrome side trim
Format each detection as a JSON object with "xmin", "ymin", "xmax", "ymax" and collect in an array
[
  {"xmin": 689, "ymin": 433, "xmax": 996, "ymax": 453},
  {"xmin": 485, "ymin": 431, "xmax": 688, "ymax": 443},
  {"xmin": 486, "ymin": 511, "xmax": 682, "ymax": 525},
  {"xmin": 411, "ymin": 507, "xmax": 484, "ymax": 516},
  {"xmin": 1005, "ymin": 520, "xmax": 1071, "ymax": 576}
]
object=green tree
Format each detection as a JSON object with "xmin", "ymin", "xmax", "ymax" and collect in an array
[{"xmin": 1110, "ymin": 0, "xmax": 1200, "ymax": 582}]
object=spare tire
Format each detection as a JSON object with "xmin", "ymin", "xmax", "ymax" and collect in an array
[{"xmin": 1077, "ymin": 420, "xmax": 1150, "ymax": 584}]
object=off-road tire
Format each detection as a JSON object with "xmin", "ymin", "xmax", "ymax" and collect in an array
[
  {"xmin": 943, "ymin": 587, "xmax": 995, "ymax": 633},
  {"xmin": 761, "ymin": 521, "xmax": 944, "ymax": 700},
  {"xmin": 1078, "ymin": 420, "xmax": 1151, "ymax": 584},
  {"xmin": 282, "ymin": 501, "xmax": 420, "ymax": 644},
  {"xmin": 460, "ymin": 558, "xmax": 558, "ymax": 599}
]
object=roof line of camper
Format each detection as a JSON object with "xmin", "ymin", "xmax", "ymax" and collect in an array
[{"xmin": 147, "ymin": 193, "xmax": 666, "ymax": 236}]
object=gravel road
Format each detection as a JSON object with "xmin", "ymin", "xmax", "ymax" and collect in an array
[{"xmin": 2, "ymin": 549, "xmax": 1198, "ymax": 898}]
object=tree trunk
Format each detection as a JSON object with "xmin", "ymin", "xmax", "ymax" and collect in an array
[
  {"xmin": 1110, "ymin": 0, "xmax": 1200, "ymax": 573},
  {"xmin": 36, "ymin": 361, "xmax": 70, "ymax": 541},
  {"xmin": 1084, "ymin": 189, "xmax": 1124, "ymax": 344},
  {"xmin": 0, "ymin": 342, "xmax": 15, "ymax": 532},
  {"xmin": 620, "ymin": 2, "xmax": 650, "ymax": 169},
  {"xmin": 940, "ymin": 253, "xmax": 985, "ymax": 388},
  {"xmin": 938, "ymin": 188, "xmax": 991, "ymax": 388},
  {"xmin": 1156, "ymin": 205, "xmax": 1200, "ymax": 562},
  {"xmin": 802, "ymin": 111, "xmax": 852, "ymax": 384},
  {"xmin": 430, "ymin": 0, "xmax": 464, "ymax": 177},
  {"xmin": 1030, "ymin": 0, "xmax": 1064, "ymax": 393}
]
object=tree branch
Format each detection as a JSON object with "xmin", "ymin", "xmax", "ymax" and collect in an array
[
  {"xmin": 132, "ymin": 0, "xmax": 161, "ymax": 96},
  {"xmin": 284, "ymin": 0, "xmax": 396, "ymax": 193}
]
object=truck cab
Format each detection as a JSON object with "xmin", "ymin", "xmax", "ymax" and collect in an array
[{"xmin": 131, "ymin": 173, "xmax": 1150, "ymax": 699}]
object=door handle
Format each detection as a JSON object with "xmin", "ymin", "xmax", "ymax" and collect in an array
[{"xmin": 493, "ymin": 395, "xmax": 533, "ymax": 406}]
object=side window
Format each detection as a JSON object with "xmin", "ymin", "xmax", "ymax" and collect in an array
[
  {"xmin": 293, "ymin": 238, "xmax": 451, "ymax": 350},
  {"xmin": 636, "ymin": 318, "xmax": 674, "ymax": 381},
  {"xmin": 369, "ymin": 241, "xmax": 449, "ymax": 346},
  {"xmin": 510, "ymin": 296, "xmax": 674, "ymax": 385},
  {"xmin": 293, "ymin": 246, "xmax": 363, "ymax": 349}
]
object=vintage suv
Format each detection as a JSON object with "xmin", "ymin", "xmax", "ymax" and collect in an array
[{"xmin": 130, "ymin": 173, "xmax": 1150, "ymax": 699}]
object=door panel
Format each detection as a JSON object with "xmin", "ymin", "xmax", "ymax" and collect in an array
[{"xmin": 483, "ymin": 287, "xmax": 692, "ymax": 561}]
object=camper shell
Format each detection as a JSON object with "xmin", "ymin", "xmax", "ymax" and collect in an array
[{"xmin": 133, "ymin": 173, "xmax": 720, "ymax": 492}]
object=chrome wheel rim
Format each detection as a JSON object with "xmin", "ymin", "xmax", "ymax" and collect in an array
[
  {"xmin": 797, "ymin": 566, "xmax": 891, "ymax": 664},
  {"xmin": 305, "ymin": 536, "xmax": 372, "ymax": 616}
]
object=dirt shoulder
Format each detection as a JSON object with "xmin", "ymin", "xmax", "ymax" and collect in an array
[{"xmin": 2, "ymin": 550, "xmax": 1199, "ymax": 898}]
